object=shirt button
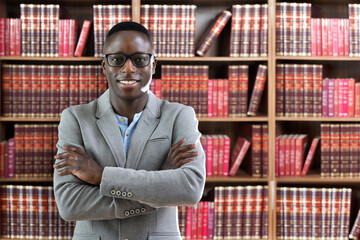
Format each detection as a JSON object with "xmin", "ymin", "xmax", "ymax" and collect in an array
[
  {"xmin": 126, "ymin": 131, "xmax": 129, "ymax": 136},
  {"xmin": 120, "ymin": 118, "xmax": 125, "ymax": 122}
]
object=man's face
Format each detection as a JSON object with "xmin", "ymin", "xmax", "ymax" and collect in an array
[{"xmin": 102, "ymin": 30, "xmax": 156, "ymax": 102}]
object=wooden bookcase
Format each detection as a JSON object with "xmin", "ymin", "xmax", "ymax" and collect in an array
[{"xmin": 1, "ymin": 0, "xmax": 360, "ymax": 239}]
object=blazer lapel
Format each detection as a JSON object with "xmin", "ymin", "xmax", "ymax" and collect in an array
[
  {"xmin": 95, "ymin": 90, "xmax": 127, "ymax": 167},
  {"xmin": 126, "ymin": 92, "xmax": 160, "ymax": 169}
]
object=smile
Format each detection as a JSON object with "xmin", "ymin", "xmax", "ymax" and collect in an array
[{"xmin": 118, "ymin": 80, "xmax": 138, "ymax": 85}]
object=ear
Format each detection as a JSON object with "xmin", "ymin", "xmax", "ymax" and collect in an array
[
  {"xmin": 101, "ymin": 59, "xmax": 107, "ymax": 74},
  {"xmin": 151, "ymin": 57, "xmax": 157, "ymax": 75}
]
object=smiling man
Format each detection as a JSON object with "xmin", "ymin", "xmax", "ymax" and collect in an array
[{"xmin": 53, "ymin": 22, "xmax": 206, "ymax": 240}]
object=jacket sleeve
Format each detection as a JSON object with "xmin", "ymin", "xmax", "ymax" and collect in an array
[
  {"xmin": 53, "ymin": 108, "xmax": 157, "ymax": 221},
  {"xmin": 99, "ymin": 106, "xmax": 206, "ymax": 208}
]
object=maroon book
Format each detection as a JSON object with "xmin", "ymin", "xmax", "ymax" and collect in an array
[
  {"xmin": 247, "ymin": 65, "xmax": 268, "ymax": 116},
  {"xmin": 69, "ymin": 65, "xmax": 79, "ymax": 107},
  {"xmin": 196, "ymin": 10, "xmax": 232, "ymax": 57},
  {"xmin": 49, "ymin": 65, "xmax": 60, "ymax": 117},
  {"xmin": 30, "ymin": 65, "xmax": 41, "ymax": 117},
  {"xmin": 1, "ymin": 64, "xmax": 13, "ymax": 117},
  {"xmin": 59, "ymin": 65, "xmax": 70, "ymax": 114},
  {"xmin": 14, "ymin": 124, "xmax": 25, "ymax": 177},
  {"xmin": 320, "ymin": 123, "xmax": 331, "ymax": 177},
  {"xmin": 40, "ymin": 65, "xmax": 51, "ymax": 118},
  {"xmin": 74, "ymin": 20, "xmax": 91, "ymax": 57}
]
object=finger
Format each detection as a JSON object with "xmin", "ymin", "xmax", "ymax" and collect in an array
[
  {"xmin": 54, "ymin": 151, "xmax": 78, "ymax": 160},
  {"xmin": 168, "ymin": 139, "xmax": 186, "ymax": 159},
  {"xmin": 63, "ymin": 145, "xmax": 86, "ymax": 155},
  {"xmin": 175, "ymin": 159, "xmax": 195, "ymax": 168},
  {"xmin": 171, "ymin": 143, "xmax": 195, "ymax": 160},
  {"xmin": 56, "ymin": 166, "xmax": 74, "ymax": 176},
  {"xmin": 53, "ymin": 159, "xmax": 75, "ymax": 169},
  {"xmin": 173, "ymin": 151, "xmax": 199, "ymax": 164}
]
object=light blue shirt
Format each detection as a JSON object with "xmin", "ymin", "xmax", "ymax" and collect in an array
[{"xmin": 115, "ymin": 112, "xmax": 143, "ymax": 158}]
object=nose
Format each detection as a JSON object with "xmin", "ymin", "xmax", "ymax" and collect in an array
[{"xmin": 122, "ymin": 57, "xmax": 136, "ymax": 74}]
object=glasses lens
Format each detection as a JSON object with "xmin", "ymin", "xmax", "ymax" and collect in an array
[
  {"xmin": 131, "ymin": 53, "xmax": 151, "ymax": 67},
  {"xmin": 107, "ymin": 53, "xmax": 126, "ymax": 67}
]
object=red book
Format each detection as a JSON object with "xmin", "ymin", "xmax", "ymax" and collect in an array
[
  {"xmin": 222, "ymin": 135, "xmax": 230, "ymax": 177},
  {"xmin": 330, "ymin": 123, "xmax": 340, "ymax": 177},
  {"xmin": 207, "ymin": 79, "xmax": 214, "ymax": 117},
  {"xmin": 74, "ymin": 20, "xmax": 91, "ymax": 57},
  {"xmin": 247, "ymin": 65, "xmax": 268, "ymax": 116},
  {"xmin": 238, "ymin": 65, "xmax": 248, "ymax": 117},
  {"xmin": 58, "ymin": 19, "xmax": 64, "ymax": 57},
  {"xmin": 180, "ymin": 66, "xmax": 190, "ymax": 106},
  {"xmin": 294, "ymin": 134, "xmax": 308, "ymax": 176},
  {"xmin": 0, "ymin": 18, "xmax": 4, "ymax": 56},
  {"xmin": 320, "ymin": 123, "xmax": 331, "ymax": 177},
  {"xmin": 261, "ymin": 124, "xmax": 268, "ymax": 177},
  {"xmin": 348, "ymin": 78, "xmax": 356, "ymax": 117},
  {"xmin": 229, "ymin": 136, "xmax": 251, "ymax": 176},
  {"xmin": 68, "ymin": 19, "xmax": 78, "ymax": 57},
  {"xmin": 63, "ymin": 19, "xmax": 69, "ymax": 57},
  {"xmin": 212, "ymin": 135, "xmax": 219, "ymax": 176},
  {"xmin": 349, "ymin": 209, "xmax": 360, "ymax": 240},
  {"xmin": 206, "ymin": 135, "xmax": 213, "ymax": 177},
  {"xmin": 185, "ymin": 206, "xmax": 192, "ymax": 240},
  {"xmin": 196, "ymin": 10, "xmax": 232, "ymax": 56},
  {"xmin": 7, "ymin": 138, "xmax": 15, "ymax": 178},
  {"xmin": 301, "ymin": 137, "xmax": 320, "ymax": 176},
  {"xmin": 202, "ymin": 202, "xmax": 209, "ymax": 240}
]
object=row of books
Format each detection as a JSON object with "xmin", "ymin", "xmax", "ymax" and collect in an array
[
  {"xmin": 0, "ymin": 185, "xmax": 75, "ymax": 239},
  {"xmin": 349, "ymin": 4, "xmax": 360, "ymax": 57},
  {"xmin": 276, "ymin": 187, "xmax": 351, "ymax": 239},
  {"xmin": 20, "ymin": 4, "xmax": 59, "ymax": 57},
  {"xmin": 58, "ymin": 19, "xmax": 78, "ymax": 57},
  {"xmin": 140, "ymin": 5, "xmax": 196, "ymax": 58},
  {"xmin": 1, "ymin": 64, "xmax": 107, "ymax": 118},
  {"xmin": 154, "ymin": 65, "xmax": 267, "ymax": 117},
  {"xmin": 214, "ymin": 185, "xmax": 268, "ymax": 239},
  {"xmin": 0, "ymin": 124, "xmax": 58, "ymax": 178},
  {"xmin": 0, "ymin": 18, "xmax": 21, "ymax": 56},
  {"xmin": 93, "ymin": 5, "xmax": 131, "ymax": 57},
  {"xmin": 276, "ymin": 64, "xmax": 323, "ymax": 117},
  {"xmin": 200, "ymin": 135, "xmax": 230, "ymax": 177},
  {"xmin": 178, "ymin": 201, "xmax": 216, "ymax": 239},
  {"xmin": 275, "ymin": 134, "xmax": 320, "ymax": 177},
  {"xmin": 311, "ymin": 18, "xmax": 350, "ymax": 57},
  {"xmin": 229, "ymin": 4, "xmax": 268, "ymax": 57},
  {"xmin": 321, "ymin": 123, "xmax": 360, "ymax": 177},
  {"xmin": 322, "ymin": 78, "xmax": 359, "ymax": 117},
  {"xmin": 275, "ymin": 2, "xmax": 312, "ymax": 56}
]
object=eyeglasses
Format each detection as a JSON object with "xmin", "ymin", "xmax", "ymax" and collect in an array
[{"xmin": 103, "ymin": 52, "xmax": 154, "ymax": 68}]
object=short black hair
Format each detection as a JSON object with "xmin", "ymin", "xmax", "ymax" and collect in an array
[{"xmin": 105, "ymin": 21, "xmax": 153, "ymax": 45}]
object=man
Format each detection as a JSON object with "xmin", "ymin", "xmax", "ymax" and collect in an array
[{"xmin": 53, "ymin": 21, "xmax": 206, "ymax": 240}]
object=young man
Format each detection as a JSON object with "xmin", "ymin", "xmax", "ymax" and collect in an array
[{"xmin": 53, "ymin": 22, "xmax": 206, "ymax": 239}]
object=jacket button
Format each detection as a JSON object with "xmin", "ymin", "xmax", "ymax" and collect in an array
[
  {"xmin": 135, "ymin": 209, "xmax": 140, "ymax": 214},
  {"xmin": 110, "ymin": 190, "xmax": 116, "ymax": 196},
  {"xmin": 122, "ymin": 192, "xmax": 127, "ymax": 197},
  {"xmin": 130, "ymin": 210, "xmax": 135, "ymax": 215},
  {"xmin": 116, "ymin": 190, "xmax": 121, "ymax": 196},
  {"xmin": 127, "ymin": 192, "xmax": 133, "ymax": 198},
  {"xmin": 124, "ymin": 211, "xmax": 130, "ymax": 217},
  {"xmin": 141, "ymin": 207, "xmax": 146, "ymax": 213}
]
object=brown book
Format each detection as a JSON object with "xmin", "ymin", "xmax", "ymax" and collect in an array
[
  {"xmin": 340, "ymin": 124, "xmax": 350, "ymax": 177},
  {"xmin": 59, "ymin": 65, "xmax": 70, "ymax": 113},
  {"xmin": 261, "ymin": 124, "xmax": 268, "ymax": 177},
  {"xmin": 247, "ymin": 64, "xmax": 268, "ymax": 116},
  {"xmin": 14, "ymin": 124, "xmax": 25, "ymax": 177},
  {"xmin": 30, "ymin": 65, "xmax": 41, "ymax": 117},
  {"xmin": 301, "ymin": 136, "xmax": 320, "ymax": 176},
  {"xmin": 69, "ymin": 65, "xmax": 79, "ymax": 107},
  {"xmin": 320, "ymin": 123, "xmax": 331, "ymax": 177},
  {"xmin": 49, "ymin": 65, "xmax": 60, "ymax": 117},
  {"xmin": 1, "ymin": 64, "xmax": 12, "ymax": 117},
  {"xmin": 229, "ymin": 136, "xmax": 251, "ymax": 176},
  {"xmin": 23, "ymin": 124, "xmax": 34, "ymax": 177},
  {"xmin": 40, "ymin": 65, "xmax": 51, "ymax": 118},
  {"xmin": 251, "ymin": 124, "xmax": 262, "ymax": 177},
  {"xmin": 74, "ymin": 20, "xmax": 91, "ymax": 57},
  {"xmin": 88, "ymin": 65, "xmax": 98, "ymax": 102},
  {"xmin": 330, "ymin": 123, "xmax": 340, "ymax": 177},
  {"xmin": 33, "ymin": 124, "xmax": 44, "ymax": 177},
  {"xmin": 196, "ymin": 10, "xmax": 232, "ymax": 57},
  {"xmin": 214, "ymin": 186, "xmax": 225, "ymax": 238},
  {"xmin": 198, "ymin": 65, "xmax": 208, "ymax": 117}
]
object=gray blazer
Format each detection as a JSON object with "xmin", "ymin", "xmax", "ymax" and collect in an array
[{"xmin": 53, "ymin": 90, "xmax": 206, "ymax": 240}]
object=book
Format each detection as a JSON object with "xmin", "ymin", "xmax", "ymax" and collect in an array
[
  {"xmin": 228, "ymin": 136, "xmax": 251, "ymax": 176},
  {"xmin": 74, "ymin": 20, "xmax": 92, "ymax": 57},
  {"xmin": 349, "ymin": 209, "xmax": 360, "ymax": 239},
  {"xmin": 247, "ymin": 64, "xmax": 268, "ymax": 116},
  {"xmin": 196, "ymin": 10, "xmax": 232, "ymax": 57},
  {"xmin": 301, "ymin": 136, "xmax": 320, "ymax": 176}
]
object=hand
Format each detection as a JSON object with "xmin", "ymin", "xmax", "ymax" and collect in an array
[
  {"xmin": 53, "ymin": 145, "xmax": 104, "ymax": 185},
  {"xmin": 161, "ymin": 139, "xmax": 199, "ymax": 170}
]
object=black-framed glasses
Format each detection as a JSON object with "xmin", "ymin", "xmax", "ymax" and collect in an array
[{"xmin": 104, "ymin": 52, "xmax": 154, "ymax": 68}]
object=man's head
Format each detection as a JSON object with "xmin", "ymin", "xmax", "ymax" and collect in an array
[
  {"xmin": 101, "ymin": 21, "xmax": 157, "ymax": 106},
  {"xmin": 103, "ymin": 21, "xmax": 154, "ymax": 52}
]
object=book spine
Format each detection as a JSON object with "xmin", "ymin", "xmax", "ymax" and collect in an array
[
  {"xmin": 196, "ymin": 10, "xmax": 232, "ymax": 57},
  {"xmin": 320, "ymin": 123, "xmax": 331, "ymax": 177},
  {"xmin": 301, "ymin": 137, "xmax": 320, "ymax": 176},
  {"xmin": 261, "ymin": 124, "xmax": 268, "ymax": 177},
  {"xmin": 239, "ymin": 65, "xmax": 249, "ymax": 117},
  {"xmin": 330, "ymin": 123, "xmax": 340, "ymax": 177},
  {"xmin": 251, "ymin": 124, "xmax": 262, "ymax": 177},
  {"xmin": 247, "ymin": 65, "xmax": 268, "ymax": 116},
  {"xmin": 74, "ymin": 20, "xmax": 91, "ymax": 57}
]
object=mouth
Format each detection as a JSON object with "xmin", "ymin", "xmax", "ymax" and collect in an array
[{"xmin": 117, "ymin": 79, "xmax": 139, "ymax": 85}]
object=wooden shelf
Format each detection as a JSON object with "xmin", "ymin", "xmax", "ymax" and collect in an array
[
  {"xmin": 275, "ymin": 117, "xmax": 360, "ymax": 122},
  {"xmin": 276, "ymin": 56, "xmax": 360, "ymax": 61},
  {"xmin": 0, "ymin": 117, "xmax": 61, "ymax": 122},
  {"xmin": 0, "ymin": 177, "xmax": 53, "ymax": 183}
]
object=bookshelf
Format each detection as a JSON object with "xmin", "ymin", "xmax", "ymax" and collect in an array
[{"xmin": 1, "ymin": 0, "xmax": 360, "ymax": 239}]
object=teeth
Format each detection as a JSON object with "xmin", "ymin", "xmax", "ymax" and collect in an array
[{"xmin": 120, "ymin": 80, "xmax": 137, "ymax": 85}]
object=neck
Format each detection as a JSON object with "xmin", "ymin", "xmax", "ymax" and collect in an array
[{"xmin": 110, "ymin": 93, "xmax": 148, "ymax": 123}]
